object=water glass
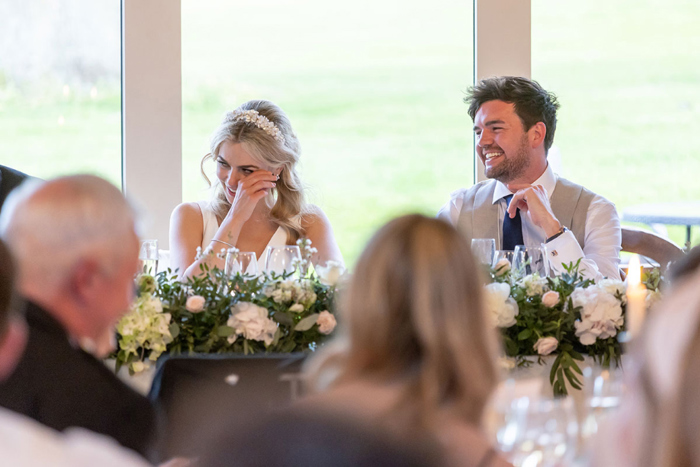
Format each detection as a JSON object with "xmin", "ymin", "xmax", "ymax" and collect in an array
[
  {"xmin": 139, "ymin": 239, "xmax": 159, "ymax": 275},
  {"xmin": 472, "ymin": 238, "xmax": 496, "ymax": 266},
  {"xmin": 265, "ymin": 246, "xmax": 302, "ymax": 275},
  {"xmin": 580, "ymin": 366, "xmax": 624, "ymax": 443},
  {"xmin": 225, "ymin": 250, "xmax": 258, "ymax": 277},
  {"xmin": 498, "ymin": 396, "xmax": 578, "ymax": 467},
  {"xmin": 513, "ymin": 245, "xmax": 549, "ymax": 278}
]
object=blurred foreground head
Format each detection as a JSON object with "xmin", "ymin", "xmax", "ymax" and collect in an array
[
  {"xmin": 311, "ymin": 214, "xmax": 499, "ymax": 425},
  {"xmin": 0, "ymin": 175, "xmax": 140, "ymax": 343}
]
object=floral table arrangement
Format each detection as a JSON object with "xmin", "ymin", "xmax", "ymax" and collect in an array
[
  {"xmin": 485, "ymin": 259, "xmax": 661, "ymax": 395},
  {"xmin": 114, "ymin": 240, "xmax": 344, "ymax": 375}
]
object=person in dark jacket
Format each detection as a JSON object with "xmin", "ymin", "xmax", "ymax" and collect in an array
[{"xmin": 0, "ymin": 174, "xmax": 156, "ymax": 458}]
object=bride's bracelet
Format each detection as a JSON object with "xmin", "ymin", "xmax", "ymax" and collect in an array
[{"xmin": 211, "ymin": 239, "xmax": 234, "ymax": 249}]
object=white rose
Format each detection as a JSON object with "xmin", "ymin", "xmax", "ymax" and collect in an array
[
  {"xmin": 316, "ymin": 261, "xmax": 345, "ymax": 287},
  {"xmin": 289, "ymin": 303, "xmax": 305, "ymax": 313},
  {"xmin": 542, "ymin": 290, "xmax": 560, "ymax": 308},
  {"xmin": 494, "ymin": 258, "xmax": 511, "ymax": 275},
  {"xmin": 484, "ymin": 282, "xmax": 519, "ymax": 328},
  {"xmin": 186, "ymin": 295, "xmax": 206, "ymax": 313},
  {"xmin": 316, "ymin": 310, "xmax": 337, "ymax": 335},
  {"xmin": 533, "ymin": 336, "xmax": 559, "ymax": 355}
]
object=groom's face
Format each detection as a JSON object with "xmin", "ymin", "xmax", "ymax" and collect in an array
[{"xmin": 473, "ymin": 100, "xmax": 532, "ymax": 183}]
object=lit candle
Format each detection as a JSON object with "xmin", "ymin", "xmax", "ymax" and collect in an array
[{"xmin": 626, "ymin": 254, "xmax": 647, "ymax": 339}]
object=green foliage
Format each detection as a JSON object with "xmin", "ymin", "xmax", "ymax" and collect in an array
[
  {"xmin": 114, "ymin": 266, "xmax": 339, "ymax": 373},
  {"xmin": 491, "ymin": 262, "xmax": 662, "ymax": 396}
]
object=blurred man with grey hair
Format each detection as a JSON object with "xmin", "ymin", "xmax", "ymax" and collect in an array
[{"xmin": 0, "ymin": 174, "xmax": 156, "ymax": 457}]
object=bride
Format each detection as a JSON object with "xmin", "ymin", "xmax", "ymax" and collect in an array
[{"xmin": 169, "ymin": 100, "xmax": 343, "ymax": 278}]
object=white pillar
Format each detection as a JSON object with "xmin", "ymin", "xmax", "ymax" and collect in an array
[
  {"xmin": 122, "ymin": 0, "xmax": 182, "ymax": 248},
  {"xmin": 473, "ymin": 0, "xmax": 531, "ymax": 182}
]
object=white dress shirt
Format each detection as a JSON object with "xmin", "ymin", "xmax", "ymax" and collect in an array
[
  {"xmin": 438, "ymin": 165, "xmax": 621, "ymax": 280},
  {"xmin": 0, "ymin": 407, "xmax": 151, "ymax": 467}
]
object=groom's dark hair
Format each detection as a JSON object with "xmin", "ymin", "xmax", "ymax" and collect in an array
[{"xmin": 465, "ymin": 76, "xmax": 560, "ymax": 154}]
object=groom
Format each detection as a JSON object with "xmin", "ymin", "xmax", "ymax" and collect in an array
[{"xmin": 438, "ymin": 76, "xmax": 621, "ymax": 280}]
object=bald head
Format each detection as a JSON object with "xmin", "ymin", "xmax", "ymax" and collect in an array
[
  {"xmin": 0, "ymin": 175, "xmax": 141, "ymax": 341},
  {"xmin": 0, "ymin": 175, "xmax": 138, "ymax": 291}
]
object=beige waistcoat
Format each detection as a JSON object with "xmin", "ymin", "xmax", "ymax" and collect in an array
[{"xmin": 455, "ymin": 177, "xmax": 595, "ymax": 249}]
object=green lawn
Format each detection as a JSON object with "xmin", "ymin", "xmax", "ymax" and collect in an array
[{"xmin": 1, "ymin": 0, "xmax": 699, "ymax": 266}]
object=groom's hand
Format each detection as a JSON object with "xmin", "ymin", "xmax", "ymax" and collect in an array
[{"xmin": 506, "ymin": 183, "xmax": 562, "ymax": 237}]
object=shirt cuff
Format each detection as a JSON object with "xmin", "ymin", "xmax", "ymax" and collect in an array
[{"xmin": 544, "ymin": 230, "xmax": 585, "ymax": 275}]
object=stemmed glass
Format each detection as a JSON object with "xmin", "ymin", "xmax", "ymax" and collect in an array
[
  {"xmin": 513, "ymin": 246, "xmax": 549, "ymax": 278},
  {"xmin": 472, "ymin": 238, "xmax": 496, "ymax": 266},
  {"xmin": 225, "ymin": 249, "xmax": 258, "ymax": 277},
  {"xmin": 579, "ymin": 366, "xmax": 625, "ymax": 446},
  {"xmin": 265, "ymin": 246, "xmax": 302, "ymax": 276},
  {"xmin": 498, "ymin": 396, "xmax": 578, "ymax": 467},
  {"xmin": 138, "ymin": 239, "xmax": 159, "ymax": 275},
  {"xmin": 493, "ymin": 250, "xmax": 516, "ymax": 275}
]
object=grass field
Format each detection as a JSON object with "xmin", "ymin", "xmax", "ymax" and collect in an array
[{"xmin": 1, "ymin": 0, "xmax": 699, "ymax": 266}]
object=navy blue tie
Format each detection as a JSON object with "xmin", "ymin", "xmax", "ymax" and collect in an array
[{"xmin": 502, "ymin": 194, "xmax": 524, "ymax": 250}]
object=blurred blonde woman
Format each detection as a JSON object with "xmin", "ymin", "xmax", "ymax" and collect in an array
[
  {"xmin": 303, "ymin": 214, "xmax": 510, "ymax": 467},
  {"xmin": 592, "ymin": 266, "xmax": 700, "ymax": 467},
  {"xmin": 170, "ymin": 100, "xmax": 343, "ymax": 278}
]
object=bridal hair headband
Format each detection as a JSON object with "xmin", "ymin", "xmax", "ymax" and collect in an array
[{"xmin": 224, "ymin": 109, "xmax": 285, "ymax": 144}]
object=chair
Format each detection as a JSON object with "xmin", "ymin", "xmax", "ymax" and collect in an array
[
  {"xmin": 149, "ymin": 353, "xmax": 307, "ymax": 459},
  {"xmin": 621, "ymin": 226, "xmax": 685, "ymax": 274}
]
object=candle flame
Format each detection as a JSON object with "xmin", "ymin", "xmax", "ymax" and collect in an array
[{"xmin": 628, "ymin": 254, "xmax": 641, "ymax": 285}]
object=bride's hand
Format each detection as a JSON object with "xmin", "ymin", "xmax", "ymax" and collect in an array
[{"xmin": 226, "ymin": 170, "xmax": 277, "ymax": 224}]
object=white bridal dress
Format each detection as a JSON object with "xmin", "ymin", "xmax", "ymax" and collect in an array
[{"xmin": 197, "ymin": 200, "xmax": 287, "ymax": 272}]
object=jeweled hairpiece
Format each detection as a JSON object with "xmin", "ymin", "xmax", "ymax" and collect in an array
[{"xmin": 224, "ymin": 109, "xmax": 285, "ymax": 144}]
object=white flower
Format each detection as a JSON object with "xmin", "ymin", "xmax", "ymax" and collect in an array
[
  {"xmin": 598, "ymin": 279, "xmax": 627, "ymax": 304},
  {"xmin": 316, "ymin": 310, "xmax": 337, "ymax": 335},
  {"xmin": 571, "ymin": 284, "xmax": 624, "ymax": 345},
  {"xmin": 542, "ymin": 290, "xmax": 560, "ymax": 308},
  {"xmin": 316, "ymin": 261, "xmax": 345, "ymax": 287},
  {"xmin": 227, "ymin": 302, "xmax": 278, "ymax": 346},
  {"xmin": 534, "ymin": 336, "xmax": 559, "ymax": 355},
  {"xmin": 289, "ymin": 303, "xmax": 304, "ymax": 313},
  {"xmin": 185, "ymin": 295, "xmax": 206, "ymax": 313},
  {"xmin": 519, "ymin": 274, "xmax": 548, "ymax": 297},
  {"xmin": 484, "ymin": 282, "xmax": 519, "ymax": 327}
]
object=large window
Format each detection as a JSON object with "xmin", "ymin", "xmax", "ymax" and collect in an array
[
  {"xmin": 0, "ymin": 1, "xmax": 121, "ymax": 184},
  {"xmin": 532, "ymin": 0, "xmax": 700, "ymax": 247},
  {"xmin": 182, "ymin": 0, "xmax": 474, "ymax": 265}
]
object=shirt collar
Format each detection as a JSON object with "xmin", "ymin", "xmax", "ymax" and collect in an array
[{"xmin": 492, "ymin": 163, "xmax": 558, "ymax": 204}]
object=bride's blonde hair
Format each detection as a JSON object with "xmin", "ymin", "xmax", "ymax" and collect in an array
[
  {"xmin": 200, "ymin": 100, "xmax": 308, "ymax": 242},
  {"xmin": 307, "ymin": 214, "xmax": 500, "ymax": 427}
]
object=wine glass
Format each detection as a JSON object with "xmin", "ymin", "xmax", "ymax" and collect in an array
[
  {"xmin": 265, "ymin": 246, "xmax": 302, "ymax": 276},
  {"xmin": 498, "ymin": 396, "xmax": 578, "ymax": 467},
  {"xmin": 513, "ymin": 245, "xmax": 549, "ymax": 278},
  {"xmin": 472, "ymin": 238, "xmax": 496, "ymax": 266},
  {"xmin": 225, "ymin": 250, "xmax": 258, "ymax": 277},
  {"xmin": 493, "ymin": 250, "xmax": 516, "ymax": 275},
  {"xmin": 138, "ymin": 239, "xmax": 159, "ymax": 275},
  {"xmin": 579, "ymin": 366, "xmax": 624, "ymax": 445}
]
